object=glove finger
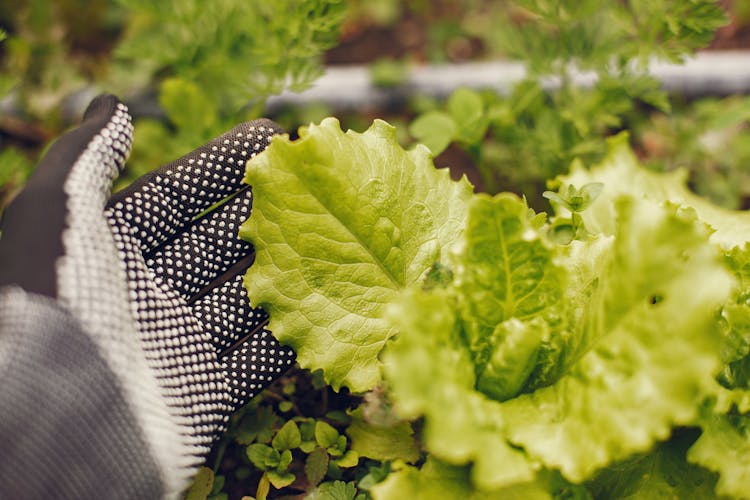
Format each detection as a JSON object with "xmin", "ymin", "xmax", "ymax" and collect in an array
[
  {"xmin": 0, "ymin": 94, "xmax": 132, "ymax": 297},
  {"xmin": 145, "ymin": 188, "xmax": 254, "ymax": 301},
  {"xmin": 222, "ymin": 327, "xmax": 296, "ymax": 408},
  {"xmin": 107, "ymin": 119, "xmax": 281, "ymax": 255},
  {"xmin": 191, "ymin": 273, "xmax": 269, "ymax": 353}
]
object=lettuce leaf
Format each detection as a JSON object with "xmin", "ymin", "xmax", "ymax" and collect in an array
[
  {"xmin": 688, "ymin": 412, "xmax": 750, "ymax": 498},
  {"xmin": 587, "ymin": 430, "xmax": 719, "ymax": 499},
  {"xmin": 558, "ymin": 133, "xmax": 750, "ymax": 249},
  {"xmin": 241, "ymin": 118, "xmax": 472, "ymax": 391},
  {"xmin": 384, "ymin": 191, "xmax": 733, "ymax": 491},
  {"xmin": 556, "ymin": 134, "xmax": 750, "ymax": 497},
  {"xmin": 502, "ymin": 198, "xmax": 732, "ymax": 482},
  {"xmin": 371, "ymin": 458, "xmax": 556, "ymax": 500}
]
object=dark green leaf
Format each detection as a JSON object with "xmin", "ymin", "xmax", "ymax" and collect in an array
[
  {"xmin": 210, "ymin": 475, "xmax": 225, "ymax": 495},
  {"xmin": 305, "ymin": 447, "xmax": 329, "ymax": 487},
  {"xmin": 408, "ymin": 111, "xmax": 456, "ymax": 156},
  {"xmin": 234, "ymin": 406, "xmax": 278, "ymax": 445}
]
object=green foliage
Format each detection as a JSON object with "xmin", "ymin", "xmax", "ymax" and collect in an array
[
  {"xmin": 634, "ymin": 95, "xmax": 750, "ymax": 209},
  {"xmin": 184, "ymin": 467, "xmax": 214, "ymax": 500},
  {"xmin": 307, "ymin": 480, "xmax": 363, "ymax": 500},
  {"xmin": 369, "ymin": 58, "xmax": 409, "ymax": 88},
  {"xmin": 491, "ymin": 0, "xmax": 726, "ymax": 73},
  {"xmin": 346, "ymin": 408, "xmax": 420, "ymax": 463},
  {"xmin": 114, "ymin": 0, "xmax": 346, "ymax": 112},
  {"xmin": 4, "ymin": 2, "xmax": 747, "ymax": 498},
  {"xmin": 182, "ymin": 368, "xmax": 398, "ymax": 499},
  {"xmin": 243, "ymin": 119, "xmax": 750, "ymax": 497},
  {"xmin": 0, "ymin": 0, "xmax": 107, "ymax": 121},
  {"xmin": 0, "ymin": 0, "xmax": 346, "ymax": 202},
  {"xmin": 0, "ymin": 148, "xmax": 34, "ymax": 209},
  {"xmin": 406, "ymin": 0, "xmax": 726, "ymax": 205},
  {"xmin": 114, "ymin": 0, "xmax": 347, "ymax": 189},
  {"xmin": 408, "ymin": 87, "xmax": 488, "ymax": 156}
]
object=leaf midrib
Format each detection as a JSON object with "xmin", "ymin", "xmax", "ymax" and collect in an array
[{"xmin": 290, "ymin": 164, "xmax": 403, "ymax": 291}]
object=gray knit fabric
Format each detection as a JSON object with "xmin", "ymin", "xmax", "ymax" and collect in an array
[{"xmin": 0, "ymin": 287, "xmax": 162, "ymax": 499}]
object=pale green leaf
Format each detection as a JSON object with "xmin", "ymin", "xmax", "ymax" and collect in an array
[
  {"xmin": 242, "ymin": 118, "xmax": 472, "ymax": 391},
  {"xmin": 300, "ymin": 440, "xmax": 317, "ymax": 453},
  {"xmin": 476, "ymin": 318, "xmax": 546, "ymax": 402},
  {"xmin": 335, "ymin": 450, "xmax": 360, "ymax": 468},
  {"xmin": 384, "ymin": 191, "xmax": 733, "ymax": 490},
  {"xmin": 278, "ymin": 449, "xmax": 293, "ymax": 470},
  {"xmin": 266, "ymin": 469, "xmax": 295, "ymax": 489},
  {"xmin": 246, "ymin": 444, "xmax": 279, "ymax": 471},
  {"xmin": 315, "ymin": 420, "xmax": 340, "ymax": 449},
  {"xmin": 558, "ymin": 133, "xmax": 750, "ymax": 249},
  {"xmin": 272, "ymin": 420, "xmax": 301, "ymax": 451},
  {"xmin": 256, "ymin": 472, "xmax": 270, "ymax": 500},
  {"xmin": 383, "ymin": 288, "xmax": 537, "ymax": 490},
  {"xmin": 501, "ymin": 198, "xmax": 732, "ymax": 482},
  {"xmin": 305, "ymin": 447, "xmax": 329, "ymax": 487},
  {"xmin": 447, "ymin": 88, "xmax": 489, "ymax": 145},
  {"xmin": 408, "ymin": 111, "xmax": 457, "ymax": 156},
  {"xmin": 371, "ymin": 458, "xmax": 552, "ymax": 500}
]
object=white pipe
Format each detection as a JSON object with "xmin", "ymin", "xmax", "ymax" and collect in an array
[{"xmin": 265, "ymin": 50, "xmax": 750, "ymax": 111}]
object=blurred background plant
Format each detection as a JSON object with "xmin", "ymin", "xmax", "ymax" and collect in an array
[
  {"xmin": 0, "ymin": 0, "xmax": 346, "ymax": 201},
  {"xmin": 3, "ymin": 0, "xmax": 750, "ymax": 497}
]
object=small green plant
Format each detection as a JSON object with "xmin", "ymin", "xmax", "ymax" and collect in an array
[
  {"xmin": 185, "ymin": 367, "xmax": 418, "ymax": 499},
  {"xmin": 543, "ymin": 181, "xmax": 603, "ymax": 242}
]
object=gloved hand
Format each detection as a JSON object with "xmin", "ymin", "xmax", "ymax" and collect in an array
[{"xmin": 0, "ymin": 94, "xmax": 295, "ymax": 499}]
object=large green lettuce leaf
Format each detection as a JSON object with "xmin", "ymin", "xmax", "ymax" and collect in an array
[
  {"xmin": 555, "ymin": 134, "xmax": 750, "ymax": 497},
  {"xmin": 501, "ymin": 200, "xmax": 731, "ymax": 482},
  {"xmin": 383, "ymin": 191, "xmax": 733, "ymax": 492},
  {"xmin": 241, "ymin": 118, "xmax": 472, "ymax": 391},
  {"xmin": 686, "ymin": 245, "xmax": 750, "ymax": 499},
  {"xmin": 454, "ymin": 194, "xmax": 566, "ymax": 400},
  {"xmin": 242, "ymin": 117, "xmax": 747, "ymax": 496}
]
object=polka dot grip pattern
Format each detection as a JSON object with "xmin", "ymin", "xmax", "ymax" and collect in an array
[
  {"xmin": 105, "ymin": 117, "xmax": 296, "ymax": 451},
  {"xmin": 146, "ymin": 189, "xmax": 255, "ymax": 300},
  {"xmin": 56, "ymin": 95, "xmax": 295, "ymax": 483}
]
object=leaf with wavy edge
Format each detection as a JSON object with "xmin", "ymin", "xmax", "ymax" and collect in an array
[{"xmin": 241, "ymin": 117, "xmax": 472, "ymax": 392}]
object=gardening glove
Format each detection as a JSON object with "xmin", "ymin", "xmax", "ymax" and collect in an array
[{"xmin": 0, "ymin": 94, "xmax": 296, "ymax": 499}]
